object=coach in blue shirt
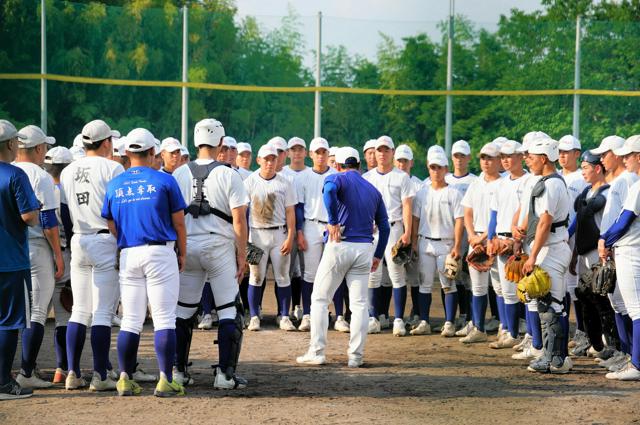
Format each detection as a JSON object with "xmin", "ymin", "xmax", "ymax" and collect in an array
[
  {"xmin": 0, "ymin": 120, "xmax": 41, "ymax": 400},
  {"xmin": 297, "ymin": 146, "xmax": 389, "ymax": 368},
  {"xmin": 101, "ymin": 128, "xmax": 187, "ymax": 397}
]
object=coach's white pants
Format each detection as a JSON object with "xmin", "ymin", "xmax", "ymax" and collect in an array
[
  {"xmin": 302, "ymin": 221, "xmax": 326, "ymax": 283},
  {"xmin": 497, "ymin": 254, "xmax": 518, "ymax": 305},
  {"xmin": 614, "ymin": 245, "xmax": 640, "ymax": 320},
  {"xmin": 249, "ymin": 228, "xmax": 290, "ymax": 287},
  {"xmin": 309, "ymin": 241, "xmax": 374, "ymax": 362},
  {"xmin": 535, "ymin": 241, "xmax": 571, "ymax": 313},
  {"xmin": 417, "ymin": 238, "xmax": 455, "ymax": 294},
  {"xmin": 369, "ymin": 223, "xmax": 406, "ymax": 289},
  {"xmin": 178, "ymin": 234, "xmax": 239, "ymax": 321},
  {"xmin": 119, "ymin": 243, "xmax": 179, "ymax": 334},
  {"xmin": 69, "ymin": 233, "xmax": 118, "ymax": 327},
  {"xmin": 28, "ymin": 238, "xmax": 56, "ymax": 325}
]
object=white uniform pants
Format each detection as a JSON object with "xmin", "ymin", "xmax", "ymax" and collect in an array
[
  {"xmin": 302, "ymin": 220, "xmax": 326, "ymax": 283},
  {"xmin": 417, "ymin": 238, "xmax": 455, "ymax": 294},
  {"xmin": 368, "ymin": 223, "xmax": 406, "ymax": 289},
  {"xmin": 614, "ymin": 245, "xmax": 640, "ymax": 320},
  {"xmin": 497, "ymin": 254, "xmax": 518, "ymax": 305},
  {"xmin": 249, "ymin": 227, "xmax": 290, "ymax": 287},
  {"xmin": 309, "ymin": 241, "xmax": 374, "ymax": 362},
  {"xmin": 28, "ymin": 238, "xmax": 56, "ymax": 325},
  {"xmin": 565, "ymin": 236, "xmax": 578, "ymax": 301},
  {"xmin": 69, "ymin": 233, "xmax": 118, "ymax": 327},
  {"xmin": 468, "ymin": 244, "xmax": 490, "ymax": 297},
  {"xmin": 535, "ymin": 241, "xmax": 572, "ymax": 313},
  {"xmin": 119, "ymin": 243, "xmax": 179, "ymax": 334},
  {"xmin": 49, "ymin": 248, "xmax": 71, "ymax": 327},
  {"xmin": 177, "ymin": 234, "xmax": 239, "ymax": 321}
]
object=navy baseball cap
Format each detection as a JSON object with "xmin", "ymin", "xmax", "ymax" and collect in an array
[{"xmin": 581, "ymin": 151, "xmax": 602, "ymax": 166}]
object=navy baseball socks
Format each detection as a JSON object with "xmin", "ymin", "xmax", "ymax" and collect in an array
[
  {"xmin": 117, "ymin": 331, "xmax": 140, "ymax": 378},
  {"xmin": 444, "ymin": 292, "xmax": 458, "ymax": 323},
  {"xmin": 504, "ymin": 303, "xmax": 520, "ymax": 339},
  {"xmin": 66, "ymin": 322, "xmax": 87, "ymax": 377},
  {"xmin": 20, "ymin": 322, "xmax": 44, "ymax": 377},
  {"xmin": 471, "ymin": 295, "xmax": 488, "ymax": 332}
]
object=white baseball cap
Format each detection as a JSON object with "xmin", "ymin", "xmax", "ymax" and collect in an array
[
  {"xmin": 0, "ymin": 120, "xmax": 25, "ymax": 142},
  {"xmin": 336, "ymin": 147, "xmax": 360, "ymax": 164},
  {"xmin": 111, "ymin": 130, "xmax": 121, "ymax": 139},
  {"xmin": 44, "ymin": 146, "xmax": 73, "ymax": 164},
  {"xmin": 478, "ymin": 142, "xmax": 500, "ymax": 158},
  {"xmin": 613, "ymin": 135, "xmax": 640, "ymax": 157},
  {"xmin": 113, "ymin": 137, "xmax": 126, "ymax": 157},
  {"xmin": 428, "ymin": 152, "xmax": 448, "ymax": 167},
  {"xmin": 491, "ymin": 137, "xmax": 509, "ymax": 149},
  {"xmin": 428, "ymin": 145, "xmax": 445, "ymax": 157},
  {"xmin": 558, "ymin": 135, "xmax": 581, "ymax": 151},
  {"xmin": 237, "ymin": 142, "xmax": 252, "ymax": 154},
  {"xmin": 82, "ymin": 119, "xmax": 112, "ymax": 144},
  {"xmin": 529, "ymin": 137, "xmax": 559, "ymax": 162},
  {"xmin": 590, "ymin": 135, "xmax": 625, "ymax": 155},
  {"xmin": 499, "ymin": 140, "xmax": 522, "ymax": 155},
  {"xmin": 222, "ymin": 136, "xmax": 238, "ymax": 149},
  {"xmin": 287, "ymin": 137, "xmax": 306, "ymax": 149},
  {"xmin": 376, "ymin": 135, "xmax": 394, "ymax": 150},
  {"xmin": 194, "ymin": 118, "xmax": 225, "ymax": 147},
  {"xmin": 518, "ymin": 131, "xmax": 550, "ymax": 153},
  {"xmin": 161, "ymin": 137, "xmax": 182, "ymax": 153},
  {"xmin": 394, "ymin": 144, "xmax": 413, "ymax": 161},
  {"xmin": 69, "ymin": 145, "xmax": 86, "ymax": 160},
  {"xmin": 73, "ymin": 133, "xmax": 83, "ymax": 148},
  {"xmin": 180, "ymin": 145, "xmax": 190, "ymax": 157},
  {"xmin": 329, "ymin": 146, "xmax": 338, "ymax": 156},
  {"xmin": 154, "ymin": 138, "xmax": 161, "ymax": 155},
  {"xmin": 451, "ymin": 140, "xmax": 471, "ymax": 156},
  {"xmin": 267, "ymin": 136, "xmax": 287, "ymax": 152},
  {"xmin": 17, "ymin": 125, "xmax": 56, "ymax": 148},
  {"xmin": 363, "ymin": 139, "xmax": 377, "ymax": 152},
  {"xmin": 309, "ymin": 137, "xmax": 329, "ymax": 152},
  {"xmin": 125, "ymin": 128, "xmax": 156, "ymax": 153},
  {"xmin": 257, "ymin": 144, "xmax": 278, "ymax": 158}
]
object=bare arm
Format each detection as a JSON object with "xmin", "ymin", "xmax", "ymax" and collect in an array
[
  {"xmin": 452, "ymin": 217, "xmax": 463, "ymax": 258},
  {"xmin": 21, "ymin": 210, "xmax": 40, "ymax": 227},
  {"xmin": 232, "ymin": 205, "xmax": 248, "ymax": 280},
  {"xmin": 281, "ymin": 205, "xmax": 295, "ymax": 255},
  {"xmin": 43, "ymin": 226, "xmax": 64, "ymax": 280},
  {"xmin": 401, "ymin": 197, "xmax": 413, "ymax": 245},
  {"xmin": 171, "ymin": 211, "xmax": 187, "ymax": 272}
]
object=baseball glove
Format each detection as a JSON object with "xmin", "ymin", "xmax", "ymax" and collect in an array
[
  {"xmin": 592, "ymin": 259, "xmax": 616, "ymax": 296},
  {"xmin": 60, "ymin": 284, "xmax": 73, "ymax": 313},
  {"xmin": 391, "ymin": 240, "xmax": 413, "ymax": 265},
  {"xmin": 575, "ymin": 266, "xmax": 595, "ymax": 301},
  {"xmin": 466, "ymin": 245, "xmax": 494, "ymax": 272},
  {"xmin": 516, "ymin": 266, "xmax": 551, "ymax": 303},
  {"xmin": 441, "ymin": 253, "xmax": 461, "ymax": 280},
  {"xmin": 246, "ymin": 242, "xmax": 265, "ymax": 266},
  {"xmin": 504, "ymin": 254, "xmax": 529, "ymax": 283},
  {"xmin": 494, "ymin": 238, "xmax": 515, "ymax": 256}
]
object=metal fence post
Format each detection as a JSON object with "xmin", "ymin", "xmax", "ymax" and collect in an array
[
  {"xmin": 572, "ymin": 15, "xmax": 581, "ymax": 140},
  {"xmin": 445, "ymin": 0, "xmax": 454, "ymax": 155},
  {"xmin": 181, "ymin": 4, "xmax": 189, "ymax": 146},
  {"xmin": 314, "ymin": 11, "xmax": 322, "ymax": 138},
  {"xmin": 41, "ymin": 0, "xmax": 47, "ymax": 132}
]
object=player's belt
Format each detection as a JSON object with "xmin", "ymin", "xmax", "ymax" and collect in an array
[
  {"xmin": 146, "ymin": 241, "xmax": 167, "ymax": 246},
  {"xmin": 419, "ymin": 235, "xmax": 451, "ymax": 241},
  {"xmin": 308, "ymin": 218, "xmax": 328, "ymax": 224},
  {"xmin": 389, "ymin": 221, "xmax": 401, "ymax": 227},
  {"xmin": 97, "ymin": 229, "xmax": 110, "ymax": 234},
  {"xmin": 252, "ymin": 225, "xmax": 287, "ymax": 231},
  {"xmin": 498, "ymin": 232, "xmax": 513, "ymax": 237}
]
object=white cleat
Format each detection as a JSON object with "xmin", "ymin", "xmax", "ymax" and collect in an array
[
  {"xmin": 606, "ymin": 362, "xmax": 640, "ymax": 381},
  {"xmin": 16, "ymin": 370, "xmax": 53, "ymax": 389},
  {"xmin": 247, "ymin": 316, "xmax": 261, "ymax": 331},
  {"xmin": 489, "ymin": 334, "xmax": 520, "ymax": 349},
  {"xmin": 513, "ymin": 333, "xmax": 532, "ymax": 352},
  {"xmin": 279, "ymin": 316, "xmax": 297, "ymax": 331},
  {"xmin": 407, "ymin": 314, "xmax": 421, "ymax": 327},
  {"xmin": 334, "ymin": 316, "xmax": 350, "ymax": 333},
  {"xmin": 65, "ymin": 371, "xmax": 87, "ymax": 390},
  {"xmin": 409, "ymin": 320, "xmax": 431, "ymax": 336},
  {"xmin": 172, "ymin": 367, "xmax": 194, "ymax": 386},
  {"xmin": 213, "ymin": 366, "xmax": 247, "ymax": 389},
  {"xmin": 550, "ymin": 357, "xmax": 573, "ymax": 374},
  {"xmin": 347, "ymin": 357, "xmax": 363, "ymax": 368},
  {"xmin": 368, "ymin": 317, "xmax": 381, "ymax": 334},
  {"xmin": 293, "ymin": 305, "xmax": 304, "ymax": 322},
  {"xmin": 459, "ymin": 327, "xmax": 488, "ymax": 343},
  {"xmin": 441, "ymin": 321, "xmax": 456, "ymax": 337},
  {"xmin": 132, "ymin": 367, "xmax": 157, "ymax": 383},
  {"xmin": 89, "ymin": 371, "xmax": 117, "ymax": 391},
  {"xmin": 455, "ymin": 321, "xmax": 473, "ymax": 337},
  {"xmin": 198, "ymin": 314, "xmax": 214, "ymax": 330},
  {"xmin": 608, "ymin": 356, "xmax": 632, "ymax": 372},
  {"xmin": 512, "ymin": 345, "xmax": 543, "ymax": 360},
  {"xmin": 597, "ymin": 351, "xmax": 625, "ymax": 367},
  {"xmin": 296, "ymin": 351, "xmax": 327, "ymax": 365},
  {"xmin": 568, "ymin": 329, "xmax": 587, "ymax": 349},
  {"xmin": 298, "ymin": 314, "xmax": 311, "ymax": 332},
  {"xmin": 393, "ymin": 318, "xmax": 407, "ymax": 337},
  {"xmin": 107, "ymin": 368, "xmax": 119, "ymax": 381}
]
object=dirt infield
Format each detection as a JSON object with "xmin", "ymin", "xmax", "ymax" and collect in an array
[{"xmin": 3, "ymin": 284, "xmax": 640, "ymax": 425}]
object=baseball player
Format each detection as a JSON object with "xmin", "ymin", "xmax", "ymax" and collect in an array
[
  {"xmin": 459, "ymin": 142, "xmax": 502, "ymax": 343},
  {"xmin": 160, "ymin": 137, "xmax": 183, "ymax": 174},
  {"xmin": 410, "ymin": 150, "xmax": 463, "ymax": 336},
  {"xmin": 11, "ymin": 126, "xmax": 63, "ymax": 389},
  {"xmin": 245, "ymin": 144, "xmax": 297, "ymax": 331},
  {"xmin": 42, "ymin": 146, "xmax": 74, "ymax": 385},
  {"xmin": 363, "ymin": 136, "xmax": 415, "ymax": 336},
  {"xmin": 0, "ymin": 120, "xmax": 40, "ymax": 400},
  {"xmin": 112, "ymin": 135, "xmax": 130, "ymax": 170},
  {"xmin": 179, "ymin": 146, "xmax": 190, "ymax": 166},
  {"xmin": 101, "ymin": 128, "xmax": 187, "ymax": 397},
  {"xmin": 296, "ymin": 147, "xmax": 390, "ymax": 367},
  {"xmin": 236, "ymin": 142, "xmax": 253, "ymax": 180},
  {"xmin": 521, "ymin": 137, "xmax": 572, "ymax": 374},
  {"xmin": 293, "ymin": 137, "xmax": 343, "ymax": 331},
  {"xmin": 363, "ymin": 139, "xmax": 377, "ymax": 171},
  {"xmin": 267, "ymin": 136, "xmax": 288, "ymax": 172},
  {"xmin": 70, "ymin": 134, "xmax": 87, "ymax": 161},
  {"xmin": 486, "ymin": 140, "xmax": 529, "ymax": 348},
  {"xmin": 60, "ymin": 119, "xmax": 124, "ymax": 391},
  {"xmin": 328, "ymin": 146, "xmax": 338, "ymax": 169},
  {"xmin": 172, "ymin": 118, "xmax": 249, "ymax": 390},
  {"xmin": 225, "ymin": 136, "xmax": 239, "ymax": 168}
]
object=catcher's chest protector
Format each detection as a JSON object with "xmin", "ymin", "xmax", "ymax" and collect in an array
[
  {"xmin": 526, "ymin": 173, "xmax": 568, "ymax": 245},
  {"xmin": 574, "ymin": 184, "xmax": 609, "ymax": 255}
]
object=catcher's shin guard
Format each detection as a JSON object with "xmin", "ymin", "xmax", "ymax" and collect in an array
[
  {"xmin": 215, "ymin": 295, "xmax": 245, "ymax": 380},
  {"xmin": 536, "ymin": 297, "xmax": 564, "ymax": 368},
  {"xmin": 175, "ymin": 312, "xmax": 198, "ymax": 373}
]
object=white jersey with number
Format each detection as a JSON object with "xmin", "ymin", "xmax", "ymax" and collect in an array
[
  {"xmin": 60, "ymin": 156, "xmax": 124, "ymax": 235},
  {"xmin": 490, "ymin": 172, "xmax": 530, "ymax": 234},
  {"xmin": 173, "ymin": 160, "xmax": 249, "ymax": 239},
  {"xmin": 363, "ymin": 167, "xmax": 415, "ymax": 223},
  {"xmin": 296, "ymin": 166, "xmax": 336, "ymax": 222},
  {"xmin": 14, "ymin": 161, "xmax": 59, "ymax": 240},
  {"xmin": 412, "ymin": 184, "xmax": 463, "ymax": 239},
  {"xmin": 244, "ymin": 172, "xmax": 297, "ymax": 228},
  {"xmin": 445, "ymin": 172, "xmax": 477, "ymax": 197},
  {"xmin": 601, "ymin": 170, "xmax": 639, "ymax": 234},
  {"xmin": 562, "ymin": 169, "xmax": 587, "ymax": 223},
  {"xmin": 461, "ymin": 175, "xmax": 500, "ymax": 233}
]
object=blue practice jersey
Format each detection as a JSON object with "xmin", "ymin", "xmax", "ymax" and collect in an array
[
  {"xmin": 0, "ymin": 162, "xmax": 40, "ymax": 271},
  {"xmin": 102, "ymin": 166, "xmax": 187, "ymax": 249}
]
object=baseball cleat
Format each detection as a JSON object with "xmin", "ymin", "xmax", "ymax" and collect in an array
[
  {"xmin": 279, "ymin": 316, "xmax": 297, "ymax": 331},
  {"xmin": 597, "ymin": 350, "xmax": 625, "ymax": 367},
  {"xmin": 213, "ymin": 367, "xmax": 248, "ymax": 390},
  {"xmin": 459, "ymin": 327, "xmax": 488, "ymax": 343},
  {"xmin": 132, "ymin": 367, "xmax": 157, "ymax": 383},
  {"xmin": 568, "ymin": 329, "xmax": 587, "ymax": 349},
  {"xmin": 347, "ymin": 358, "xmax": 363, "ymax": 368},
  {"xmin": 393, "ymin": 318, "xmax": 407, "ymax": 337},
  {"xmin": 296, "ymin": 351, "xmax": 327, "ymax": 365},
  {"xmin": 154, "ymin": 373, "xmax": 185, "ymax": 397},
  {"xmin": 65, "ymin": 371, "xmax": 87, "ymax": 390},
  {"xmin": 379, "ymin": 315, "xmax": 391, "ymax": 330},
  {"xmin": 569, "ymin": 340, "xmax": 590, "ymax": 357},
  {"xmin": 52, "ymin": 368, "xmax": 67, "ymax": 384},
  {"xmin": 407, "ymin": 314, "xmax": 421, "ymax": 328},
  {"xmin": 293, "ymin": 305, "xmax": 304, "ymax": 322},
  {"xmin": 198, "ymin": 314, "xmax": 214, "ymax": 330},
  {"xmin": 513, "ymin": 333, "xmax": 531, "ymax": 352},
  {"xmin": 116, "ymin": 373, "xmax": 142, "ymax": 396},
  {"xmin": 89, "ymin": 371, "xmax": 117, "ymax": 391},
  {"xmin": 334, "ymin": 316, "xmax": 350, "ymax": 333},
  {"xmin": 550, "ymin": 357, "xmax": 573, "ymax": 374},
  {"xmin": 0, "ymin": 380, "xmax": 33, "ymax": 400},
  {"xmin": 485, "ymin": 317, "xmax": 500, "ymax": 333},
  {"xmin": 247, "ymin": 316, "xmax": 261, "ymax": 331},
  {"xmin": 606, "ymin": 362, "xmax": 640, "ymax": 381},
  {"xmin": 298, "ymin": 314, "xmax": 311, "ymax": 331},
  {"xmin": 588, "ymin": 346, "xmax": 615, "ymax": 360},
  {"xmin": 512, "ymin": 345, "xmax": 543, "ymax": 360},
  {"xmin": 455, "ymin": 321, "xmax": 473, "ymax": 337},
  {"xmin": 608, "ymin": 356, "xmax": 631, "ymax": 372},
  {"xmin": 409, "ymin": 320, "xmax": 431, "ymax": 336},
  {"xmin": 172, "ymin": 367, "xmax": 194, "ymax": 386},
  {"xmin": 454, "ymin": 314, "xmax": 467, "ymax": 330},
  {"xmin": 107, "ymin": 368, "xmax": 119, "ymax": 381},
  {"xmin": 489, "ymin": 334, "xmax": 520, "ymax": 349},
  {"xmin": 367, "ymin": 317, "xmax": 381, "ymax": 334},
  {"xmin": 16, "ymin": 369, "xmax": 53, "ymax": 389},
  {"xmin": 440, "ymin": 321, "xmax": 456, "ymax": 337}
]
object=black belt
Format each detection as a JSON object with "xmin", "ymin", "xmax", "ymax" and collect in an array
[
  {"xmin": 253, "ymin": 225, "xmax": 286, "ymax": 231},
  {"xmin": 309, "ymin": 219, "xmax": 328, "ymax": 225},
  {"xmin": 147, "ymin": 241, "xmax": 167, "ymax": 246},
  {"xmin": 97, "ymin": 229, "xmax": 110, "ymax": 234},
  {"xmin": 551, "ymin": 218, "xmax": 569, "ymax": 233},
  {"xmin": 420, "ymin": 235, "xmax": 441, "ymax": 241},
  {"xmin": 390, "ymin": 221, "xmax": 400, "ymax": 227},
  {"xmin": 498, "ymin": 232, "xmax": 512, "ymax": 237}
]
